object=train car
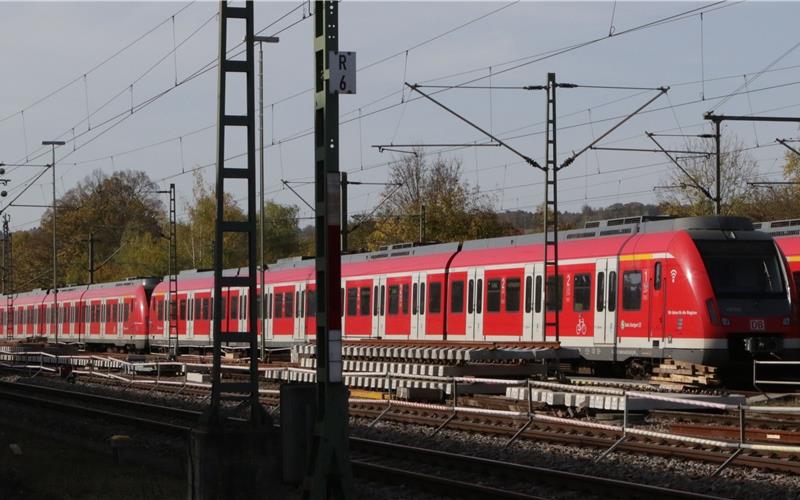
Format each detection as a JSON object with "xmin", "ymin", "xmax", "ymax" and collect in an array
[
  {"xmin": 259, "ymin": 215, "xmax": 795, "ymax": 367},
  {"xmin": 0, "ymin": 278, "xmax": 157, "ymax": 349},
  {"xmin": 756, "ymin": 218, "xmax": 800, "ymax": 286}
]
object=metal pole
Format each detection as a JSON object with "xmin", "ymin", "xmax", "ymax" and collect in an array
[
  {"xmin": 714, "ymin": 119, "xmax": 721, "ymax": 215},
  {"xmin": 259, "ymin": 40, "xmax": 266, "ymax": 361},
  {"xmin": 341, "ymin": 171, "xmax": 348, "ymax": 253},
  {"xmin": 88, "ymin": 232, "xmax": 95, "ymax": 284},
  {"xmin": 42, "ymin": 141, "xmax": 66, "ymax": 343}
]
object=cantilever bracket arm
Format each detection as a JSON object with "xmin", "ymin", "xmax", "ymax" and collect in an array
[
  {"xmin": 280, "ymin": 179, "xmax": 314, "ymax": 211},
  {"xmin": 560, "ymin": 87, "xmax": 669, "ymax": 170},
  {"xmin": 647, "ymin": 132, "xmax": 716, "ymax": 202},
  {"xmin": 406, "ymin": 82, "xmax": 543, "ymax": 171},
  {"xmin": 777, "ymin": 138, "xmax": 800, "ymax": 157}
]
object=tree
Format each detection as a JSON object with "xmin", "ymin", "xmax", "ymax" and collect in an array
[
  {"xmin": 181, "ymin": 172, "xmax": 248, "ymax": 270},
  {"xmin": 261, "ymin": 201, "xmax": 302, "ymax": 264},
  {"xmin": 656, "ymin": 136, "xmax": 757, "ymax": 216},
  {"xmin": 14, "ymin": 170, "xmax": 165, "ymax": 288},
  {"xmin": 363, "ymin": 152, "xmax": 515, "ymax": 249}
]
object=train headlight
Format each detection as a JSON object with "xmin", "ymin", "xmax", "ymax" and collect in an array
[
  {"xmin": 783, "ymin": 317, "xmax": 791, "ymax": 326},
  {"xmin": 721, "ymin": 318, "xmax": 731, "ymax": 326}
]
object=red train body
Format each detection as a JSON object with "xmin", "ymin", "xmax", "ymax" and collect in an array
[{"xmin": 2, "ymin": 216, "xmax": 797, "ymax": 367}]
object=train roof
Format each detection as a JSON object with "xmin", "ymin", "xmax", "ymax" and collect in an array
[{"xmin": 754, "ymin": 218, "xmax": 800, "ymax": 237}]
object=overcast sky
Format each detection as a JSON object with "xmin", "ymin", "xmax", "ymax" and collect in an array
[{"xmin": 1, "ymin": 1, "xmax": 799, "ymax": 232}]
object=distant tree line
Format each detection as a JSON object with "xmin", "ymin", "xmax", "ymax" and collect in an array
[{"xmin": 6, "ymin": 136, "xmax": 798, "ymax": 292}]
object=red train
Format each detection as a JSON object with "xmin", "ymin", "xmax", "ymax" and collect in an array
[{"xmin": 2, "ymin": 215, "xmax": 798, "ymax": 368}]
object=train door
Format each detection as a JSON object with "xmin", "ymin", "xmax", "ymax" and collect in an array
[
  {"xmin": 410, "ymin": 272, "xmax": 426, "ymax": 340},
  {"xmin": 263, "ymin": 286, "xmax": 273, "ymax": 341},
  {"xmin": 304, "ymin": 284, "xmax": 316, "ymax": 340},
  {"xmin": 107, "ymin": 299, "xmax": 118, "ymax": 337},
  {"xmin": 523, "ymin": 264, "xmax": 541, "ymax": 341},
  {"xmin": 116, "ymin": 300, "xmax": 125, "ymax": 339},
  {"xmin": 294, "ymin": 285, "xmax": 305, "ymax": 341},
  {"xmin": 593, "ymin": 258, "xmax": 618, "ymax": 345},
  {"xmin": 650, "ymin": 261, "xmax": 666, "ymax": 343},
  {"xmin": 186, "ymin": 293, "xmax": 195, "ymax": 339},
  {"xmin": 370, "ymin": 277, "xmax": 386, "ymax": 338},
  {"xmin": 465, "ymin": 268, "xmax": 485, "ymax": 340},
  {"xmin": 385, "ymin": 277, "xmax": 411, "ymax": 337}
]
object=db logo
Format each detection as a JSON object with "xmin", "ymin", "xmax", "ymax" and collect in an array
[{"xmin": 750, "ymin": 319, "xmax": 765, "ymax": 331}]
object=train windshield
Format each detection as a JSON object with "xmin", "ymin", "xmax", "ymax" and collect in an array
[{"xmin": 695, "ymin": 240, "xmax": 785, "ymax": 299}]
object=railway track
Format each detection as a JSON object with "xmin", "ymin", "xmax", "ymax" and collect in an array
[
  {"xmin": 5, "ymin": 373, "xmax": 800, "ymax": 476},
  {"xmin": 350, "ymin": 437, "xmax": 726, "ymax": 500},
  {"xmin": 0, "ymin": 379, "xmax": 723, "ymax": 500}
]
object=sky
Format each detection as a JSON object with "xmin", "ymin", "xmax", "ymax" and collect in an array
[{"xmin": 1, "ymin": 1, "xmax": 799, "ymax": 233}]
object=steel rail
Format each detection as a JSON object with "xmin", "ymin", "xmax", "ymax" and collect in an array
[{"xmin": 350, "ymin": 437, "xmax": 726, "ymax": 500}]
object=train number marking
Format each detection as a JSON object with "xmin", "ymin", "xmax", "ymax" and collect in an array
[{"xmin": 750, "ymin": 319, "xmax": 765, "ymax": 331}]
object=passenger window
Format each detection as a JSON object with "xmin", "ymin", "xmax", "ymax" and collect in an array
[
  {"xmin": 525, "ymin": 276, "xmax": 532, "ymax": 314},
  {"xmin": 428, "ymin": 282, "xmax": 442, "ymax": 314},
  {"xmin": 622, "ymin": 271, "xmax": 643, "ymax": 311},
  {"xmin": 535, "ymin": 276, "xmax": 542, "ymax": 313},
  {"xmin": 295, "ymin": 291, "xmax": 300, "ymax": 318},
  {"xmin": 573, "ymin": 274, "xmax": 591, "ymax": 312},
  {"xmin": 275, "ymin": 293, "xmax": 283, "ymax": 319},
  {"xmin": 596, "ymin": 272, "xmax": 605, "ymax": 312},
  {"xmin": 451, "ymin": 280, "xmax": 464, "ymax": 313},
  {"xmin": 284, "ymin": 292, "xmax": 294, "ymax": 318},
  {"xmin": 267, "ymin": 293, "xmax": 272, "ymax": 319},
  {"xmin": 359, "ymin": 287, "xmax": 371, "ymax": 316},
  {"xmin": 195, "ymin": 299, "xmax": 202, "ymax": 320},
  {"xmin": 608, "ymin": 271, "xmax": 617, "ymax": 312},
  {"xmin": 476, "ymin": 279, "xmax": 483, "ymax": 314},
  {"xmin": 347, "ymin": 288, "xmax": 358, "ymax": 316},
  {"xmin": 468, "ymin": 279, "xmax": 474, "ymax": 314},
  {"xmin": 373, "ymin": 286, "xmax": 379, "ymax": 317},
  {"xmin": 180, "ymin": 299, "xmax": 187, "ymax": 320},
  {"xmin": 300, "ymin": 291, "xmax": 305, "ymax": 318},
  {"xmin": 380, "ymin": 285, "xmax": 386, "ymax": 315},
  {"xmin": 306, "ymin": 291, "xmax": 316, "ymax": 317},
  {"xmin": 388, "ymin": 285, "xmax": 400, "ymax": 315},
  {"xmin": 486, "ymin": 279, "xmax": 501, "ymax": 312},
  {"xmin": 230, "ymin": 296, "xmax": 238, "ymax": 319},
  {"xmin": 545, "ymin": 276, "xmax": 563, "ymax": 312},
  {"xmin": 420, "ymin": 283, "xmax": 426, "ymax": 316},
  {"xmin": 157, "ymin": 300, "xmax": 164, "ymax": 320},
  {"xmin": 203, "ymin": 298, "xmax": 210, "ymax": 320},
  {"xmin": 412, "ymin": 283, "xmax": 418, "ymax": 315},
  {"xmin": 402, "ymin": 284, "xmax": 409, "ymax": 315},
  {"xmin": 654, "ymin": 262, "xmax": 662, "ymax": 291},
  {"xmin": 506, "ymin": 278, "xmax": 521, "ymax": 312}
]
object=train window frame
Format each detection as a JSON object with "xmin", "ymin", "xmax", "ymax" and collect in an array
[
  {"xmin": 596, "ymin": 272, "xmax": 605, "ymax": 312},
  {"xmin": 284, "ymin": 291, "xmax": 294, "ymax": 318},
  {"xmin": 468, "ymin": 279, "xmax": 474, "ymax": 314},
  {"xmin": 451, "ymin": 280, "xmax": 464, "ymax": 314},
  {"xmin": 275, "ymin": 293, "xmax": 283, "ymax": 319},
  {"xmin": 573, "ymin": 273, "xmax": 591, "ymax": 312},
  {"xmin": 230, "ymin": 296, "xmax": 238, "ymax": 320},
  {"xmin": 428, "ymin": 282, "xmax": 442, "ymax": 314},
  {"xmin": 388, "ymin": 285, "xmax": 400, "ymax": 315},
  {"xmin": 654, "ymin": 262, "xmax": 662, "ymax": 291},
  {"xmin": 525, "ymin": 276, "xmax": 532, "ymax": 314},
  {"xmin": 486, "ymin": 279, "xmax": 501, "ymax": 312},
  {"xmin": 347, "ymin": 288, "xmax": 358, "ymax": 316},
  {"xmin": 359, "ymin": 287, "xmax": 371, "ymax": 317},
  {"xmin": 402, "ymin": 284, "xmax": 409, "ymax": 315},
  {"xmin": 608, "ymin": 271, "xmax": 618, "ymax": 312},
  {"xmin": 506, "ymin": 278, "xmax": 521, "ymax": 312},
  {"xmin": 545, "ymin": 275, "xmax": 563, "ymax": 312},
  {"xmin": 307, "ymin": 290, "xmax": 316, "ymax": 318},
  {"xmin": 412, "ymin": 283, "xmax": 418, "ymax": 315},
  {"xmin": 476, "ymin": 278, "xmax": 483, "ymax": 314},
  {"xmin": 420, "ymin": 283, "xmax": 426, "ymax": 316},
  {"xmin": 622, "ymin": 270, "xmax": 643, "ymax": 311}
]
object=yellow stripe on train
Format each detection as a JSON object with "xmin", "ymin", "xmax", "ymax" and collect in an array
[{"xmin": 619, "ymin": 253, "xmax": 654, "ymax": 262}]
